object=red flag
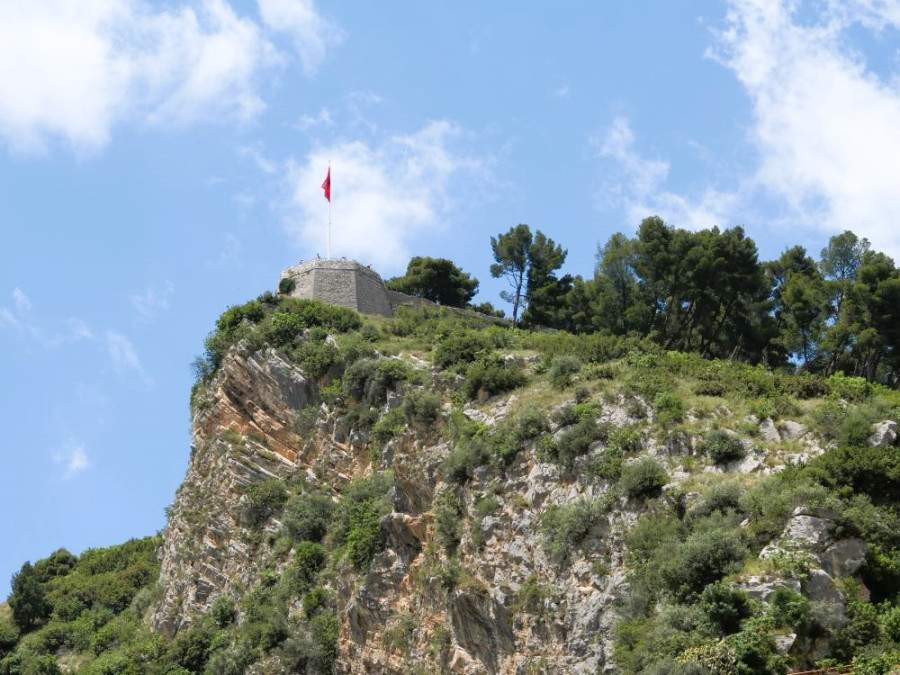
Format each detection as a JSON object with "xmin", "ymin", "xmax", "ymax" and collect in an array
[{"xmin": 321, "ymin": 167, "xmax": 331, "ymax": 202}]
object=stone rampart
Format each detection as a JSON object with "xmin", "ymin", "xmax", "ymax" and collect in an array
[{"xmin": 280, "ymin": 259, "xmax": 402, "ymax": 317}]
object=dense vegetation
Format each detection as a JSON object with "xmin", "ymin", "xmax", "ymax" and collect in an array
[
  {"xmin": 487, "ymin": 221, "xmax": 900, "ymax": 386},
  {"xmin": 5, "ymin": 217, "xmax": 900, "ymax": 673}
]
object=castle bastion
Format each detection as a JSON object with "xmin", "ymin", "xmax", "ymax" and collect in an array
[{"xmin": 279, "ymin": 258, "xmax": 427, "ymax": 317}]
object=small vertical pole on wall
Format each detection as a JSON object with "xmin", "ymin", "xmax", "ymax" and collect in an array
[
  {"xmin": 322, "ymin": 163, "xmax": 332, "ymax": 260},
  {"xmin": 327, "ymin": 162, "xmax": 332, "ymax": 260}
]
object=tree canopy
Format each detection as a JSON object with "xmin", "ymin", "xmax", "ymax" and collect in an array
[
  {"xmin": 386, "ymin": 257, "xmax": 479, "ymax": 308},
  {"xmin": 490, "ymin": 224, "xmax": 569, "ymax": 327},
  {"xmin": 478, "ymin": 219, "xmax": 900, "ymax": 385}
]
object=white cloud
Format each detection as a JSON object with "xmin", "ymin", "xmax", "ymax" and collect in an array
[
  {"xmin": 12, "ymin": 288, "xmax": 31, "ymax": 313},
  {"xmin": 593, "ymin": 117, "xmax": 669, "ymax": 200},
  {"xmin": 0, "ymin": 288, "xmax": 93, "ymax": 346},
  {"xmin": 0, "ymin": 0, "xmax": 339, "ymax": 153},
  {"xmin": 708, "ymin": 0, "xmax": 900, "ymax": 258},
  {"xmin": 295, "ymin": 107, "xmax": 333, "ymax": 131},
  {"xmin": 283, "ymin": 120, "xmax": 493, "ymax": 272},
  {"xmin": 591, "ymin": 117, "xmax": 739, "ymax": 230},
  {"xmin": 53, "ymin": 440, "xmax": 90, "ymax": 479},
  {"xmin": 211, "ymin": 232, "xmax": 242, "ymax": 267},
  {"xmin": 237, "ymin": 143, "xmax": 278, "ymax": 173},
  {"xmin": 130, "ymin": 281, "xmax": 175, "ymax": 322},
  {"xmin": 256, "ymin": 0, "xmax": 343, "ymax": 74},
  {"xmin": 105, "ymin": 330, "xmax": 148, "ymax": 381}
]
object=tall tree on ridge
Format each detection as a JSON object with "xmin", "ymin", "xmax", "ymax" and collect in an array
[{"xmin": 490, "ymin": 224, "xmax": 533, "ymax": 326}]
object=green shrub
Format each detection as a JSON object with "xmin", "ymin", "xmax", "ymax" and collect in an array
[
  {"xmin": 167, "ymin": 623, "xmax": 216, "ymax": 672},
  {"xmin": 372, "ymin": 407, "xmax": 407, "ymax": 445},
  {"xmin": 311, "ymin": 611, "xmax": 339, "ymax": 670},
  {"xmin": 548, "ymin": 355, "xmax": 582, "ymax": 389},
  {"xmin": 806, "ymin": 443, "xmax": 900, "ymax": 505},
  {"xmin": 344, "ymin": 358, "xmax": 413, "ymax": 406},
  {"xmin": 694, "ymin": 381, "xmax": 727, "ymax": 397},
  {"xmin": 473, "ymin": 496, "xmax": 500, "ymax": 520},
  {"xmin": 441, "ymin": 438, "xmax": 488, "ymax": 485},
  {"xmin": 243, "ymin": 480, "xmax": 288, "ymax": 527},
  {"xmin": 839, "ymin": 408, "xmax": 878, "ymax": 448},
  {"xmin": 331, "ymin": 474, "xmax": 393, "ymax": 571},
  {"xmin": 780, "ymin": 374, "xmax": 831, "ymax": 399},
  {"xmin": 0, "ymin": 619, "xmax": 19, "ymax": 656},
  {"xmin": 700, "ymin": 430, "xmax": 746, "ymax": 465},
  {"xmin": 209, "ymin": 595, "xmax": 235, "ymax": 628},
  {"xmin": 660, "ymin": 528, "xmax": 746, "ymax": 600},
  {"xmin": 463, "ymin": 357, "xmax": 527, "ymax": 400},
  {"xmin": 547, "ymin": 417, "xmax": 606, "ymax": 467},
  {"xmin": 689, "ymin": 481, "xmax": 745, "ymax": 521},
  {"xmin": 291, "ymin": 339, "xmax": 340, "ymax": 380},
  {"xmin": 828, "ymin": 374, "xmax": 872, "ymax": 401},
  {"xmin": 288, "ymin": 542, "xmax": 327, "ymax": 595},
  {"xmin": 275, "ymin": 297, "xmax": 362, "ymax": 333},
  {"xmin": 278, "ymin": 277, "xmax": 296, "ymax": 295},
  {"xmin": 265, "ymin": 312, "xmax": 307, "ymax": 348},
  {"xmin": 402, "ymin": 389, "xmax": 442, "ymax": 427},
  {"xmin": 9, "ymin": 562, "xmax": 51, "ymax": 630},
  {"xmin": 653, "ymin": 392, "xmax": 685, "ymax": 426},
  {"xmin": 540, "ymin": 499, "xmax": 601, "ymax": 563},
  {"xmin": 204, "ymin": 645, "xmax": 253, "ymax": 675},
  {"xmin": 550, "ymin": 404, "xmax": 578, "ymax": 428},
  {"xmin": 433, "ymin": 490, "xmax": 464, "ymax": 555},
  {"xmin": 342, "ymin": 402, "xmax": 379, "ymax": 429},
  {"xmin": 433, "ymin": 331, "xmax": 491, "ymax": 370},
  {"xmin": 489, "ymin": 407, "xmax": 548, "ymax": 466},
  {"xmin": 302, "ymin": 586, "xmax": 330, "ymax": 619},
  {"xmin": 699, "ymin": 582, "xmax": 752, "ymax": 636},
  {"xmin": 620, "ymin": 458, "xmax": 668, "ymax": 499},
  {"xmin": 282, "ymin": 491, "xmax": 333, "ymax": 544},
  {"xmin": 769, "ymin": 587, "xmax": 811, "ymax": 634},
  {"xmin": 515, "ymin": 576, "xmax": 547, "ymax": 614}
]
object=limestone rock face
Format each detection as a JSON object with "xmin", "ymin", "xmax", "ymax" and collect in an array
[
  {"xmin": 151, "ymin": 340, "xmax": 878, "ymax": 673},
  {"xmin": 869, "ymin": 420, "xmax": 898, "ymax": 447},
  {"xmin": 151, "ymin": 345, "xmax": 639, "ymax": 673}
]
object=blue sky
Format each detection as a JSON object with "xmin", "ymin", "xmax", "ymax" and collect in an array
[{"xmin": 2, "ymin": 0, "xmax": 900, "ymax": 589}]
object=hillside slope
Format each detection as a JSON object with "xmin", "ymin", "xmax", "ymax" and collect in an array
[{"xmin": 3, "ymin": 296, "xmax": 900, "ymax": 674}]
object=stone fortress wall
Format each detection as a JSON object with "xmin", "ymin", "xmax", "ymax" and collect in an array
[{"xmin": 279, "ymin": 259, "xmax": 430, "ymax": 317}]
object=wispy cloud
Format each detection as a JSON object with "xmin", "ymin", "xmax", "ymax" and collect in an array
[
  {"xmin": 211, "ymin": 232, "xmax": 242, "ymax": 267},
  {"xmin": 0, "ymin": 0, "xmax": 341, "ymax": 154},
  {"xmin": 295, "ymin": 107, "xmax": 333, "ymax": 131},
  {"xmin": 12, "ymin": 288, "xmax": 31, "ymax": 313},
  {"xmin": 0, "ymin": 288, "xmax": 94, "ymax": 346},
  {"xmin": 130, "ymin": 281, "xmax": 175, "ymax": 322},
  {"xmin": 282, "ymin": 120, "xmax": 495, "ymax": 272},
  {"xmin": 105, "ymin": 330, "xmax": 149, "ymax": 383},
  {"xmin": 237, "ymin": 143, "xmax": 278, "ymax": 174},
  {"xmin": 591, "ymin": 116, "xmax": 739, "ymax": 230},
  {"xmin": 53, "ymin": 440, "xmax": 90, "ymax": 479},
  {"xmin": 256, "ymin": 0, "xmax": 343, "ymax": 75}
]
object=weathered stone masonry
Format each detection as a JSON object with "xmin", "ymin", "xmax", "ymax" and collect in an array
[{"xmin": 279, "ymin": 259, "xmax": 429, "ymax": 317}]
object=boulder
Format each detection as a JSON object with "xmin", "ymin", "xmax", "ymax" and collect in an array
[
  {"xmin": 869, "ymin": 420, "xmax": 898, "ymax": 448},
  {"xmin": 759, "ymin": 418, "xmax": 781, "ymax": 443},
  {"xmin": 735, "ymin": 576, "xmax": 801, "ymax": 602},
  {"xmin": 806, "ymin": 568, "xmax": 844, "ymax": 606},
  {"xmin": 779, "ymin": 420, "xmax": 807, "ymax": 440},
  {"xmin": 819, "ymin": 538, "xmax": 867, "ymax": 578}
]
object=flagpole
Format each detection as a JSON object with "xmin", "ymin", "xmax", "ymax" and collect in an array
[{"xmin": 327, "ymin": 162, "xmax": 331, "ymax": 260}]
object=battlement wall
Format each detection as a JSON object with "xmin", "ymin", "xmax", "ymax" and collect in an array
[{"xmin": 280, "ymin": 259, "xmax": 398, "ymax": 317}]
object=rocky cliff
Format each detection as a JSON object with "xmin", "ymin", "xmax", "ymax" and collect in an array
[{"xmin": 148, "ymin": 300, "xmax": 900, "ymax": 675}]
